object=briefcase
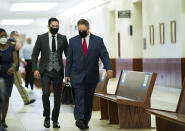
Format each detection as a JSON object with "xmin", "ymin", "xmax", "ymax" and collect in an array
[{"xmin": 61, "ymin": 82, "xmax": 74, "ymax": 105}]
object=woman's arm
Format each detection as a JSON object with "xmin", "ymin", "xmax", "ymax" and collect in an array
[
  {"xmin": 12, "ymin": 51, "xmax": 18, "ymax": 66},
  {"xmin": 7, "ymin": 51, "xmax": 18, "ymax": 75}
]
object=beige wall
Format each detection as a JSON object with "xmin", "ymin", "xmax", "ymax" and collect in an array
[
  {"xmin": 60, "ymin": 0, "xmax": 115, "ymax": 57},
  {"xmin": 132, "ymin": 2, "xmax": 143, "ymax": 58},
  {"xmin": 6, "ymin": 0, "xmax": 182, "ymax": 59},
  {"xmin": 142, "ymin": 0, "xmax": 182, "ymax": 58},
  {"xmin": 60, "ymin": 0, "xmax": 144, "ymax": 59},
  {"xmin": 117, "ymin": 0, "xmax": 133, "ymax": 58},
  {"xmin": 181, "ymin": 0, "xmax": 185, "ymax": 57}
]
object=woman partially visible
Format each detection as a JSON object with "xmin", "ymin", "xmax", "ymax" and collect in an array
[{"xmin": 0, "ymin": 28, "xmax": 18, "ymax": 128}]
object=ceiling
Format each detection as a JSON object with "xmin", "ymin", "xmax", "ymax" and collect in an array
[{"xmin": 0, "ymin": 0, "xmax": 84, "ymax": 26}]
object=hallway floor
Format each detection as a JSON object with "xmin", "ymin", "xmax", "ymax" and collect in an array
[{"xmin": 5, "ymin": 79, "xmax": 181, "ymax": 131}]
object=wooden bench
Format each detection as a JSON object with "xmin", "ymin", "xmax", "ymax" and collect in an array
[
  {"xmin": 93, "ymin": 69, "xmax": 109, "ymax": 110},
  {"xmin": 95, "ymin": 70, "xmax": 157, "ymax": 129},
  {"xmin": 146, "ymin": 79, "xmax": 185, "ymax": 131}
]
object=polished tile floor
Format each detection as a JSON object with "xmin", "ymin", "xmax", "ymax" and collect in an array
[{"xmin": 4, "ymin": 79, "xmax": 181, "ymax": 131}]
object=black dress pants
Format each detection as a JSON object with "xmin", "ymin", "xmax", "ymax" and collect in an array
[
  {"xmin": 25, "ymin": 59, "xmax": 34, "ymax": 89},
  {"xmin": 41, "ymin": 69, "xmax": 63, "ymax": 122}
]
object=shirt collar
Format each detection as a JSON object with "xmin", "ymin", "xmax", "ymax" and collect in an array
[
  {"xmin": 48, "ymin": 32, "xmax": 57, "ymax": 38},
  {"xmin": 87, "ymin": 33, "xmax": 90, "ymax": 39}
]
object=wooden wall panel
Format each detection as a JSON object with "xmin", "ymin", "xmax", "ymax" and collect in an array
[
  {"xmin": 110, "ymin": 58, "xmax": 116, "ymax": 77},
  {"xmin": 143, "ymin": 58, "xmax": 182, "ymax": 89},
  {"xmin": 116, "ymin": 59, "xmax": 133, "ymax": 78},
  {"xmin": 110, "ymin": 58, "xmax": 184, "ymax": 89},
  {"xmin": 114, "ymin": 58, "xmax": 142, "ymax": 78}
]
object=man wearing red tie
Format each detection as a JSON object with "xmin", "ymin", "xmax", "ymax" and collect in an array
[{"xmin": 65, "ymin": 19, "xmax": 113, "ymax": 130}]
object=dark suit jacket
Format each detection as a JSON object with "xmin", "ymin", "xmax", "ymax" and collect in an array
[
  {"xmin": 65, "ymin": 34, "xmax": 112, "ymax": 86},
  {"xmin": 32, "ymin": 32, "xmax": 68, "ymax": 77}
]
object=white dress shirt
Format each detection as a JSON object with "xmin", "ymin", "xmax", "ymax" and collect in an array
[
  {"xmin": 21, "ymin": 44, "xmax": 34, "ymax": 60},
  {"xmin": 48, "ymin": 32, "xmax": 58, "ymax": 51},
  {"xmin": 81, "ymin": 33, "xmax": 90, "ymax": 48}
]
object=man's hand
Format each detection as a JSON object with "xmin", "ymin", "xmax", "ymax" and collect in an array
[
  {"xmin": 106, "ymin": 70, "xmax": 113, "ymax": 79},
  {"xmin": 7, "ymin": 67, "xmax": 15, "ymax": 75},
  {"xmin": 22, "ymin": 61, "xmax": 27, "ymax": 66},
  {"xmin": 65, "ymin": 77, "xmax": 70, "ymax": 82},
  {"xmin": 34, "ymin": 70, "xmax": 40, "ymax": 79}
]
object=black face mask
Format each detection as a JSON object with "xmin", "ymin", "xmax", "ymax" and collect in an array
[
  {"xmin": 50, "ymin": 27, "xmax": 59, "ymax": 35},
  {"xmin": 79, "ymin": 30, "xmax": 87, "ymax": 38}
]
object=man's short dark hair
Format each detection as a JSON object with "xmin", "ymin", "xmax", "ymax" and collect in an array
[
  {"xmin": 0, "ymin": 28, "xmax": 6, "ymax": 34},
  {"xmin": 10, "ymin": 31, "xmax": 18, "ymax": 37},
  {"xmin": 48, "ymin": 17, "xmax": 59, "ymax": 26},
  {"xmin": 77, "ymin": 19, "xmax": 89, "ymax": 28}
]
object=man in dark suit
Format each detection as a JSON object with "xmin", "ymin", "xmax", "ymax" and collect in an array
[
  {"xmin": 32, "ymin": 18, "xmax": 68, "ymax": 128},
  {"xmin": 65, "ymin": 19, "xmax": 113, "ymax": 130}
]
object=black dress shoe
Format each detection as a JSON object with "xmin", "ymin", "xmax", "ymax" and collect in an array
[
  {"xmin": 84, "ymin": 125, "xmax": 89, "ymax": 129},
  {"xmin": 53, "ymin": 122, "xmax": 60, "ymax": 128},
  {"xmin": 44, "ymin": 119, "xmax": 50, "ymax": 128},
  {"xmin": 75, "ymin": 120, "xmax": 86, "ymax": 130},
  {"xmin": 1, "ymin": 122, "xmax": 8, "ymax": 128},
  {"xmin": 24, "ymin": 99, "xmax": 36, "ymax": 105}
]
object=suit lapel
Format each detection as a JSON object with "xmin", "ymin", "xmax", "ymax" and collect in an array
[
  {"xmin": 77, "ymin": 36, "xmax": 85, "ymax": 58},
  {"xmin": 86, "ymin": 34, "xmax": 93, "ymax": 58},
  {"xmin": 44, "ymin": 33, "xmax": 50, "ymax": 52},
  {"xmin": 57, "ymin": 34, "xmax": 60, "ymax": 52}
]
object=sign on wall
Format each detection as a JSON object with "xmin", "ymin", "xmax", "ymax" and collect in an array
[{"xmin": 118, "ymin": 10, "xmax": 131, "ymax": 18}]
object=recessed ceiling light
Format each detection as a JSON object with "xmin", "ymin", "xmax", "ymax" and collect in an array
[
  {"xmin": 10, "ymin": 3, "xmax": 57, "ymax": 11},
  {"xmin": 0, "ymin": 19, "xmax": 33, "ymax": 25}
]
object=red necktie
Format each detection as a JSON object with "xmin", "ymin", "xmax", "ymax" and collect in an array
[{"xmin": 83, "ymin": 38, "xmax": 87, "ymax": 57}]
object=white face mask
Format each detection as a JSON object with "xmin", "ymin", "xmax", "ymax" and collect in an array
[{"xmin": 0, "ymin": 37, "xmax": 8, "ymax": 45}]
